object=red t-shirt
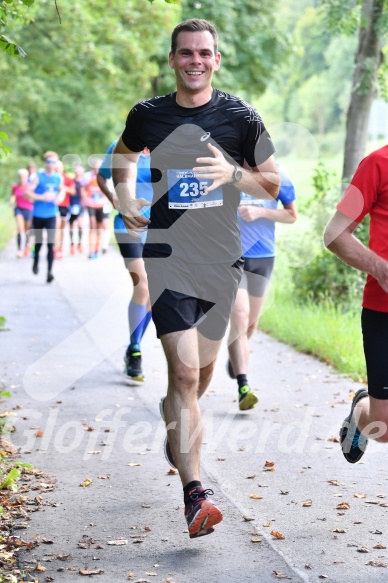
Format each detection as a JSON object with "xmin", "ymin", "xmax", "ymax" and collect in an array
[
  {"xmin": 337, "ymin": 145, "xmax": 388, "ymax": 312},
  {"xmin": 60, "ymin": 173, "xmax": 74, "ymax": 207}
]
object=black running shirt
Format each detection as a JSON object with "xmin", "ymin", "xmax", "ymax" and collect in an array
[{"xmin": 121, "ymin": 88, "xmax": 275, "ymax": 264}]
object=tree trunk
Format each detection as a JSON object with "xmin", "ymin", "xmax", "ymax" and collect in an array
[{"xmin": 342, "ymin": 0, "xmax": 384, "ymax": 180}]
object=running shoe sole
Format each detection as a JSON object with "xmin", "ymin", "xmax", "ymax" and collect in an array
[
  {"xmin": 187, "ymin": 500, "xmax": 223, "ymax": 539},
  {"xmin": 339, "ymin": 388, "xmax": 368, "ymax": 463},
  {"xmin": 239, "ymin": 391, "xmax": 259, "ymax": 411}
]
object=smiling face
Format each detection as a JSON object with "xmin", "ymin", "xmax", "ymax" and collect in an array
[{"xmin": 169, "ymin": 30, "xmax": 221, "ymax": 105}]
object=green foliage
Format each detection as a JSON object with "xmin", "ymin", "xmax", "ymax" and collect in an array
[
  {"xmin": 0, "ymin": 468, "xmax": 20, "ymax": 491},
  {"xmin": 0, "ymin": 0, "xmax": 180, "ymax": 161},
  {"xmin": 0, "ymin": 0, "xmax": 35, "ymax": 56},
  {"xmin": 261, "ymin": 277, "xmax": 366, "ymax": 381},
  {"xmin": 290, "ymin": 162, "xmax": 367, "ymax": 308},
  {"xmin": 0, "ymin": 112, "xmax": 11, "ymax": 158}
]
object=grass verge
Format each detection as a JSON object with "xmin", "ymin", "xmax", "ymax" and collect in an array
[
  {"xmin": 261, "ymin": 282, "xmax": 366, "ymax": 383},
  {"xmin": 0, "ymin": 202, "xmax": 15, "ymax": 252}
]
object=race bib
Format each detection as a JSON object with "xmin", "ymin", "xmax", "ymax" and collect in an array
[
  {"xmin": 240, "ymin": 192, "xmax": 264, "ymax": 207},
  {"xmin": 167, "ymin": 169, "xmax": 223, "ymax": 209},
  {"xmin": 70, "ymin": 204, "xmax": 80, "ymax": 216}
]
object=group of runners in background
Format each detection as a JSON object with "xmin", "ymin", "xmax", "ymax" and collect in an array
[{"xmin": 10, "ymin": 153, "xmax": 113, "ymax": 269}]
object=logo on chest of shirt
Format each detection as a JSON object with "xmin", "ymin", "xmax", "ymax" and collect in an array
[{"xmin": 200, "ymin": 132, "xmax": 211, "ymax": 142}]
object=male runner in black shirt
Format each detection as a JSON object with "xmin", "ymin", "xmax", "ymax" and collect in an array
[{"xmin": 112, "ymin": 18, "xmax": 279, "ymax": 539}]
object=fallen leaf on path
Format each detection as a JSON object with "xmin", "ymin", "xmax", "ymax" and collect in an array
[
  {"xmin": 167, "ymin": 469, "xmax": 178, "ymax": 475},
  {"xmin": 335, "ymin": 502, "xmax": 350, "ymax": 510},
  {"xmin": 318, "ymin": 576, "xmax": 328, "ymax": 579},
  {"xmin": 365, "ymin": 500, "xmax": 380, "ymax": 504},
  {"xmin": 35, "ymin": 431, "xmax": 43, "ymax": 437},
  {"xmin": 270, "ymin": 530, "xmax": 284, "ymax": 539},
  {"xmin": 246, "ymin": 475, "xmax": 256, "ymax": 479},
  {"xmin": 79, "ymin": 568, "xmax": 105, "ymax": 575},
  {"xmin": 273, "ymin": 570, "xmax": 291, "ymax": 579},
  {"xmin": 370, "ymin": 530, "xmax": 383, "ymax": 535},
  {"xmin": 250, "ymin": 494, "xmax": 263, "ymax": 500},
  {"xmin": 328, "ymin": 436, "xmax": 339, "ymax": 443},
  {"xmin": 374, "ymin": 544, "xmax": 387, "ymax": 549},
  {"xmin": 280, "ymin": 491, "xmax": 289, "ymax": 495},
  {"xmin": 128, "ymin": 463, "xmax": 142, "ymax": 467},
  {"xmin": 328, "ymin": 480, "xmax": 341, "ymax": 486},
  {"xmin": 251, "ymin": 538, "xmax": 262, "ymax": 543},
  {"xmin": 35, "ymin": 563, "xmax": 46, "ymax": 571},
  {"xmin": 142, "ymin": 504, "xmax": 151, "ymax": 508},
  {"xmin": 376, "ymin": 494, "xmax": 386, "ymax": 498},
  {"xmin": 80, "ymin": 478, "xmax": 92, "ymax": 487},
  {"xmin": 333, "ymin": 528, "xmax": 346, "ymax": 533},
  {"xmin": 242, "ymin": 515, "xmax": 254, "ymax": 521},
  {"xmin": 97, "ymin": 475, "xmax": 110, "ymax": 479},
  {"xmin": 367, "ymin": 561, "xmax": 388, "ymax": 567},
  {"xmin": 263, "ymin": 522, "xmax": 271, "ymax": 527},
  {"xmin": 264, "ymin": 461, "xmax": 275, "ymax": 467},
  {"xmin": 217, "ymin": 457, "xmax": 226, "ymax": 461},
  {"xmin": 302, "ymin": 500, "xmax": 313, "ymax": 507},
  {"xmin": 146, "ymin": 573, "xmax": 157, "ymax": 576},
  {"xmin": 107, "ymin": 540, "xmax": 128, "ymax": 546},
  {"xmin": 354, "ymin": 493, "xmax": 366, "ymax": 498},
  {"xmin": 87, "ymin": 451, "xmax": 101, "ymax": 455},
  {"xmin": 357, "ymin": 547, "xmax": 370, "ymax": 553},
  {"xmin": 127, "ymin": 574, "xmax": 135, "ymax": 580}
]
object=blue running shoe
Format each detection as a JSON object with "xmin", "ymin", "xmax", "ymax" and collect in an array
[{"xmin": 339, "ymin": 388, "xmax": 369, "ymax": 463}]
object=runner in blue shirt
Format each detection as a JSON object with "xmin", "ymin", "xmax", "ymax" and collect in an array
[
  {"xmin": 27, "ymin": 151, "xmax": 63, "ymax": 283},
  {"xmin": 97, "ymin": 141, "xmax": 153, "ymax": 381},
  {"xmin": 227, "ymin": 165, "xmax": 297, "ymax": 408}
]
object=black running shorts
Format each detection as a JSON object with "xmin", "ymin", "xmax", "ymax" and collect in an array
[
  {"xmin": 144, "ymin": 254, "xmax": 244, "ymax": 341},
  {"xmin": 361, "ymin": 307, "xmax": 388, "ymax": 400},
  {"xmin": 58, "ymin": 205, "xmax": 70, "ymax": 220},
  {"xmin": 87, "ymin": 207, "xmax": 106, "ymax": 223},
  {"xmin": 240, "ymin": 256, "xmax": 275, "ymax": 297}
]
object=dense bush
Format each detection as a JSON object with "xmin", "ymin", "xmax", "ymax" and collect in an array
[{"xmin": 290, "ymin": 162, "xmax": 369, "ymax": 309}]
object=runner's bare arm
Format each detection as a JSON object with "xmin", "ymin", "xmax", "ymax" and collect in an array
[
  {"xmin": 193, "ymin": 143, "xmax": 280, "ymax": 199},
  {"xmin": 324, "ymin": 210, "xmax": 388, "ymax": 293},
  {"xmin": 112, "ymin": 138, "xmax": 151, "ymax": 230},
  {"xmin": 97, "ymin": 173, "xmax": 120, "ymax": 210}
]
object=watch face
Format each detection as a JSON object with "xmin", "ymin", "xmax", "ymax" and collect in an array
[{"xmin": 234, "ymin": 168, "xmax": 243, "ymax": 182}]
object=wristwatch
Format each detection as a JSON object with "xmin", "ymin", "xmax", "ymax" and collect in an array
[{"xmin": 231, "ymin": 165, "xmax": 243, "ymax": 184}]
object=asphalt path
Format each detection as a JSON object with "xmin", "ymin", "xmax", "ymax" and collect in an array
[{"xmin": 1, "ymin": 236, "xmax": 388, "ymax": 583}]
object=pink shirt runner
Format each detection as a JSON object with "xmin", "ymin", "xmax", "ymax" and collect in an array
[{"xmin": 12, "ymin": 184, "xmax": 33, "ymax": 211}]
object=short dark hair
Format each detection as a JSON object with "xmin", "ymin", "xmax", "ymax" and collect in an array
[{"xmin": 171, "ymin": 18, "xmax": 218, "ymax": 55}]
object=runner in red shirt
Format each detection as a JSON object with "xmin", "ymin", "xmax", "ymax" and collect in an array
[
  {"xmin": 324, "ymin": 144, "xmax": 388, "ymax": 464},
  {"xmin": 55, "ymin": 160, "xmax": 75, "ymax": 258}
]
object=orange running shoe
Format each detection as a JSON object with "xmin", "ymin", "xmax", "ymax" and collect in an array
[
  {"xmin": 77, "ymin": 244, "xmax": 83, "ymax": 253},
  {"xmin": 70, "ymin": 244, "xmax": 75, "ymax": 256},
  {"xmin": 184, "ymin": 487, "xmax": 223, "ymax": 538}
]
